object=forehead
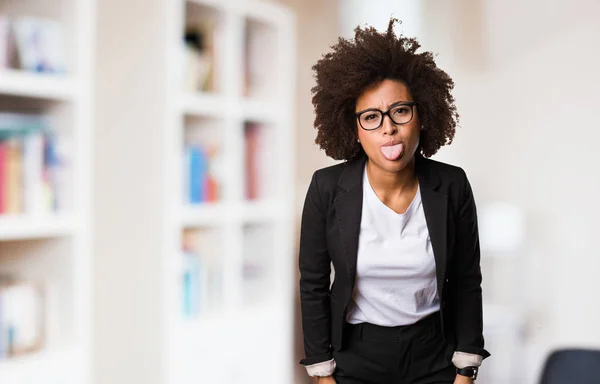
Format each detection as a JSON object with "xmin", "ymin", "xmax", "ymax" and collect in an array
[{"xmin": 356, "ymin": 79, "xmax": 413, "ymax": 110}]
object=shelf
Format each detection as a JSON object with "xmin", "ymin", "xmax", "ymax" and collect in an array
[
  {"xmin": 180, "ymin": 92, "xmax": 228, "ymax": 117},
  {"xmin": 180, "ymin": 94, "xmax": 285, "ymax": 122},
  {"xmin": 240, "ymin": 200, "xmax": 283, "ymax": 223},
  {"xmin": 0, "ymin": 347, "xmax": 80, "ymax": 384},
  {"xmin": 179, "ymin": 200, "xmax": 285, "ymax": 227},
  {"xmin": 0, "ymin": 214, "xmax": 75, "ymax": 241},
  {"xmin": 0, "ymin": 70, "xmax": 78, "ymax": 101},
  {"xmin": 242, "ymin": 98, "xmax": 285, "ymax": 123},
  {"xmin": 180, "ymin": 202, "xmax": 227, "ymax": 227}
]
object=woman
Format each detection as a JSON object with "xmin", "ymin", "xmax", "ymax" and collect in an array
[{"xmin": 298, "ymin": 19, "xmax": 490, "ymax": 384}]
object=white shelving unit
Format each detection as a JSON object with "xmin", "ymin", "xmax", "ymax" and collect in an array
[
  {"xmin": 163, "ymin": 1, "xmax": 296, "ymax": 383},
  {"xmin": 0, "ymin": 69, "xmax": 79, "ymax": 101},
  {"xmin": 0, "ymin": 0, "xmax": 94, "ymax": 383}
]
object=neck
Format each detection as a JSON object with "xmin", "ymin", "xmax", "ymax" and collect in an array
[{"xmin": 366, "ymin": 157, "xmax": 417, "ymax": 194}]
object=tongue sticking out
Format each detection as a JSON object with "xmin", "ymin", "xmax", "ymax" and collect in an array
[{"xmin": 381, "ymin": 143, "xmax": 404, "ymax": 161}]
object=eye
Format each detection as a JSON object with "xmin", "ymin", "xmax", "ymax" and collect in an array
[
  {"xmin": 363, "ymin": 113, "xmax": 379, "ymax": 121},
  {"xmin": 392, "ymin": 106, "xmax": 411, "ymax": 115}
]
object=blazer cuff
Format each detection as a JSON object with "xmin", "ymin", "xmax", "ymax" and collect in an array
[
  {"xmin": 456, "ymin": 344, "xmax": 491, "ymax": 359},
  {"xmin": 305, "ymin": 359, "xmax": 336, "ymax": 377},
  {"xmin": 452, "ymin": 351, "xmax": 483, "ymax": 368},
  {"xmin": 299, "ymin": 352, "xmax": 333, "ymax": 366}
]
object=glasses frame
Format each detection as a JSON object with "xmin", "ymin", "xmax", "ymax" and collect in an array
[{"xmin": 355, "ymin": 102, "xmax": 417, "ymax": 131}]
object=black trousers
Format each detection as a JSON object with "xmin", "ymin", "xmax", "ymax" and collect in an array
[{"xmin": 333, "ymin": 312, "xmax": 456, "ymax": 384}]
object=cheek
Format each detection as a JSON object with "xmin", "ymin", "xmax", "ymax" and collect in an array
[
  {"xmin": 405, "ymin": 123, "xmax": 421, "ymax": 144},
  {"xmin": 357, "ymin": 130, "xmax": 377, "ymax": 147}
]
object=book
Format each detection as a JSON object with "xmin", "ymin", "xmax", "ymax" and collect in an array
[
  {"xmin": 186, "ymin": 145, "xmax": 206, "ymax": 204},
  {"xmin": 23, "ymin": 131, "xmax": 45, "ymax": 214},
  {"xmin": 244, "ymin": 123, "xmax": 259, "ymax": 200},
  {"xmin": 0, "ymin": 113, "xmax": 63, "ymax": 215},
  {"xmin": 184, "ymin": 142, "xmax": 220, "ymax": 204},
  {"xmin": 244, "ymin": 122, "xmax": 276, "ymax": 200},
  {"xmin": 4, "ymin": 137, "xmax": 23, "ymax": 213}
]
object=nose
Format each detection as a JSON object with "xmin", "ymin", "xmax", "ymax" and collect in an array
[{"xmin": 381, "ymin": 114, "xmax": 398, "ymax": 136}]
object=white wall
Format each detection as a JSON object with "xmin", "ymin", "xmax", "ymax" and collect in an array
[
  {"xmin": 420, "ymin": 0, "xmax": 600, "ymax": 382},
  {"xmin": 339, "ymin": 0, "xmax": 422, "ymax": 39}
]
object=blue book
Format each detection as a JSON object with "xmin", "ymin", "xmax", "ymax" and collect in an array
[
  {"xmin": 43, "ymin": 132, "xmax": 60, "ymax": 211},
  {"xmin": 182, "ymin": 250, "xmax": 202, "ymax": 316},
  {"xmin": 188, "ymin": 147, "xmax": 200, "ymax": 203},
  {"xmin": 188, "ymin": 146, "xmax": 208, "ymax": 204}
]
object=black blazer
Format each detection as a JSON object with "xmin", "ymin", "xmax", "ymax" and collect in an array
[{"xmin": 298, "ymin": 152, "xmax": 491, "ymax": 366}]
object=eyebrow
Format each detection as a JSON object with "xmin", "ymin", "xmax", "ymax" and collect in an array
[{"xmin": 356, "ymin": 100, "xmax": 413, "ymax": 114}]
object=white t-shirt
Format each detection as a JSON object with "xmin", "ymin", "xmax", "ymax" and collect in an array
[{"xmin": 345, "ymin": 164, "xmax": 440, "ymax": 326}]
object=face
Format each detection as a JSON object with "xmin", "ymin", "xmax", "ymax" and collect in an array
[{"xmin": 355, "ymin": 79, "xmax": 420, "ymax": 173}]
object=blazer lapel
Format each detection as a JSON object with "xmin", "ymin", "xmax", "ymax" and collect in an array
[
  {"xmin": 333, "ymin": 153, "xmax": 367, "ymax": 289},
  {"xmin": 415, "ymin": 155, "xmax": 448, "ymax": 299}
]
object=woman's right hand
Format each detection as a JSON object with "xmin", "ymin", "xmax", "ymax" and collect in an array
[{"xmin": 316, "ymin": 376, "xmax": 336, "ymax": 384}]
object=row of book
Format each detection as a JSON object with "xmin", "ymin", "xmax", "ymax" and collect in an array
[
  {"xmin": 183, "ymin": 143, "xmax": 220, "ymax": 204},
  {"xmin": 0, "ymin": 113, "xmax": 66, "ymax": 215},
  {"xmin": 0, "ymin": 14, "xmax": 66, "ymax": 73},
  {"xmin": 181, "ymin": 228, "xmax": 222, "ymax": 317},
  {"xmin": 183, "ymin": 123, "xmax": 275, "ymax": 203},
  {"xmin": 0, "ymin": 277, "xmax": 45, "ymax": 360}
]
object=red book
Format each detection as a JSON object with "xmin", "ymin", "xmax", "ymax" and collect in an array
[
  {"xmin": 245, "ymin": 123, "xmax": 259, "ymax": 200},
  {"xmin": 205, "ymin": 175, "xmax": 218, "ymax": 202}
]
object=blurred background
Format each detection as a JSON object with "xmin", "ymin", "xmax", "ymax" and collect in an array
[{"xmin": 0, "ymin": 0, "xmax": 599, "ymax": 383}]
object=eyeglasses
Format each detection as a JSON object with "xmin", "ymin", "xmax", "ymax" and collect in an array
[{"xmin": 355, "ymin": 102, "xmax": 417, "ymax": 131}]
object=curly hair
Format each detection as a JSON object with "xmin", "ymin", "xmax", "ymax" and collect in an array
[{"xmin": 311, "ymin": 18, "xmax": 459, "ymax": 160}]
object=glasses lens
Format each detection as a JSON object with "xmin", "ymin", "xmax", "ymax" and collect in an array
[
  {"xmin": 359, "ymin": 111, "xmax": 382, "ymax": 130},
  {"xmin": 389, "ymin": 104, "xmax": 413, "ymax": 125}
]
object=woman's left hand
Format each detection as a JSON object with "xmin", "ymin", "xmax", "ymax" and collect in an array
[{"xmin": 454, "ymin": 374, "xmax": 473, "ymax": 384}]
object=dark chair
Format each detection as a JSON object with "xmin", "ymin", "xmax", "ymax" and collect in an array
[{"xmin": 539, "ymin": 348, "xmax": 600, "ymax": 384}]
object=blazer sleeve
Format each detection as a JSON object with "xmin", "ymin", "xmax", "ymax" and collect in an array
[
  {"xmin": 452, "ymin": 169, "xmax": 491, "ymax": 359},
  {"xmin": 298, "ymin": 171, "xmax": 333, "ymax": 366}
]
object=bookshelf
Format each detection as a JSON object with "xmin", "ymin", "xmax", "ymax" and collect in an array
[
  {"xmin": 0, "ymin": 0, "xmax": 93, "ymax": 383},
  {"xmin": 164, "ymin": 0, "xmax": 296, "ymax": 383}
]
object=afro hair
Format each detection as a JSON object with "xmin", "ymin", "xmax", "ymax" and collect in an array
[{"xmin": 311, "ymin": 18, "xmax": 459, "ymax": 160}]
